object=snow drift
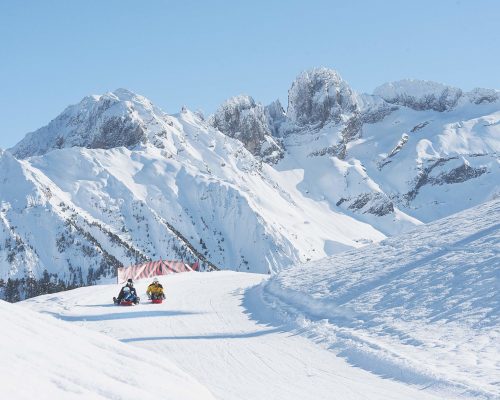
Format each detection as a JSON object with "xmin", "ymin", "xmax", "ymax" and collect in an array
[{"xmin": 264, "ymin": 197, "xmax": 500, "ymax": 399}]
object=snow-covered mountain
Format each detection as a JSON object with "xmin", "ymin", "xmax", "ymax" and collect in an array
[
  {"xmin": 286, "ymin": 68, "xmax": 359, "ymax": 128},
  {"xmin": 1, "ymin": 67, "xmax": 499, "ymax": 300},
  {"xmin": 11, "ymin": 89, "xmax": 168, "ymax": 158}
]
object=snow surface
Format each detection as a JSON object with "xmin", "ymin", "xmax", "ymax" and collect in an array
[
  {"xmin": 22, "ymin": 272, "xmax": 449, "ymax": 400},
  {"xmin": 12, "ymin": 197, "xmax": 499, "ymax": 399},
  {"xmin": 264, "ymin": 197, "xmax": 500, "ymax": 399},
  {"xmin": 1, "ymin": 299, "xmax": 215, "ymax": 399}
]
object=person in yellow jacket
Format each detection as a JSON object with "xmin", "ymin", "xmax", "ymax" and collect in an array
[{"xmin": 146, "ymin": 277, "xmax": 165, "ymax": 300}]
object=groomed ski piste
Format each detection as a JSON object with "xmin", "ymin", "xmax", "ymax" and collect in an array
[{"xmin": 5, "ymin": 197, "xmax": 499, "ymax": 399}]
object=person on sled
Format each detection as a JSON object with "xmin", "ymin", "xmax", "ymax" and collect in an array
[
  {"xmin": 114, "ymin": 278, "xmax": 140, "ymax": 304},
  {"xmin": 146, "ymin": 277, "xmax": 166, "ymax": 301}
]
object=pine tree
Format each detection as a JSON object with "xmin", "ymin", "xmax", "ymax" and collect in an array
[{"xmin": 5, "ymin": 278, "xmax": 21, "ymax": 302}]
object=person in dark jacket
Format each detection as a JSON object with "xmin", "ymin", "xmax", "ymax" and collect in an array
[{"xmin": 113, "ymin": 278, "xmax": 139, "ymax": 304}]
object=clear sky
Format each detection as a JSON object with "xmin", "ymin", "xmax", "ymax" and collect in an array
[{"xmin": 1, "ymin": 0, "xmax": 499, "ymax": 149}]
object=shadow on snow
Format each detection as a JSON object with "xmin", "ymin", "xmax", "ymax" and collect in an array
[
  {"xmin": 42, "ymin": 310, "xmax": 201, "ymax": 322},
  {"xmin": 121, "ymin": 327, "xmax": 283, "ymax": 343}
]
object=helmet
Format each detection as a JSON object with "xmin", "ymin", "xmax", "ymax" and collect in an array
[
  {"xmin": 123, "ymin": 286, "xmax": 130, "ymax": 293},
  {"xmin": 153, "ymin": 277, "xmax": 159, "ymax": 284},
  {"xmin": 126, "ymin": 278, "xmax": 134, "ymax": 287}
]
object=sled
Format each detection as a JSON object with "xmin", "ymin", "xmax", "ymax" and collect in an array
[
  {"xmin": 113, "ymin": 296, "xmax": 138, "ymax": 306},
  {"xmin": 151, "ymin": 298, "xmax": 163, "ymax": 304}
]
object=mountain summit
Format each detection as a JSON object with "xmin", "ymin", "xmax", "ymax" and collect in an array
[
  {"xmin": 287, "ymin": 68, "xmax": 358, "ymax": 127},
  {"xmin": 11, "ymin": 88, "xmax": 168, "ymax": 158}
]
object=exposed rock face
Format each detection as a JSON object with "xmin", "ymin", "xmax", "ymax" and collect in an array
[
  {"xmin": 432, "ymin": 162, "xmax": 487, "ymax": 185},
  {"xmin": 404, "ymin": 157, "xmax": 489, "ymax": 203},
  {"xmin": 11, "ymin": 89, "xmax": 161, "ymax": 159},
  {"xmin": 209, "ymin": 95, "xmax": 283, "ymax": 162},
  {"xmin": 377, "ymin": 133, "xmax": 410, "ymax": 170},
  {"xmin": 210, "ymin": 95, "xmax": 269, "ymax": 152},
  {"xmin": 337, "ymin": 192, "xmax": 395, "ymax": 216},
  {"xmin": 89, "ymin": 116, "xmax": 145, "ymax": 149},
  {"xmin": 357, "ymin": 94, "xmax": 399, "ymax": 124},
  {"xmin": 374, "ymin": 80, "xmax": 463, "ymax": 112},
  {"xmin": 308, "ymin": 115, "xmax": 365, "ymax": 160},
  {"xmin": 287, "ymin": 68, "xmax": 359, "ymax": 128},
  {"xmin": 265, "ymin": 99, "xmax": 287, "ymax": 137}
]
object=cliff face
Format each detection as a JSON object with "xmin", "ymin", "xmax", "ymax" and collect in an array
[
  {"xmin": 286, "ymin": 68, "xmax": 359, "ymax": 128},
  {"xmin": 209, "ymin": 95, "xmax": 283, "ymax": 163}
]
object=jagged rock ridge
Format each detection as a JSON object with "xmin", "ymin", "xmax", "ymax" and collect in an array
[{"xmin": 209, "ymin": 95, "xmax": 283, "ymax": 162}]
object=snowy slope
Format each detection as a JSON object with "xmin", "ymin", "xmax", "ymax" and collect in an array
[
  {"xmin": 0, "ymin": 130, "xmax": 384, "ymax": 283},
  {"xmin": 210, "ymin": 68, "xmax": 499, "ymax": 226},
  {"xmin": 346, "ymin": 95, "xmax": 500, "ymax": 222},
  {"xmin": 22, "ymin": 272, "xmax": 451, "ymax": 400},
  {"xmin": 264, "ymin": 197, "xmax": 500, "ymax": 399},
  {"xmin": 271, "ymin": 69, "xmax": 500, "ymax": 226},
  {"xmin": 1, "ymin": 299, "xmax": 215, "ymax": 399}
]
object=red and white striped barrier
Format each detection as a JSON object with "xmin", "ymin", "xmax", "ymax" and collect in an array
[{"xmin": 117, "ymin": 260, "xmax": 200, "ymax": 283}]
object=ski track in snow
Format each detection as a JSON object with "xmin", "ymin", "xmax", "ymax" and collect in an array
[{"xmin": 20, "ymin": 270, "xmax": 481, "ymax": 400}]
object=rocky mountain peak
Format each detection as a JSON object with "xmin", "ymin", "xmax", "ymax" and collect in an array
[
  {"xmin": 265, "ymin": 99, "xmax": 287, "ymax": 137},
  {"xmin": 10, "ymin": 89, "xmax": 166, "ymax": 159},
  {"xmin": 209, "ymin": 95, "xmax": 283, "ymax": 162},
  {"xmin": 287, "ymin": 68, "xmax": 359, "ymax": 128}
]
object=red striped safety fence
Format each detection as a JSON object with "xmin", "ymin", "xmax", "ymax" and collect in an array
[{"xmin": 117, "ymin": 260, "xmax": 200, "ymax": 283}]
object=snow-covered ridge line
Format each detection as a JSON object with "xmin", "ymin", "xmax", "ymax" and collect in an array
[
  {"xmin": 374, "ymin": 79, "xmax": 499, "ymax": 111},
  {"xmin": 10, "ymin": 88, "xmax": 170, "ymax": 159},
  {"xmin": 12, "ymin": 68, "xmax": 499, "ymax": 160}
]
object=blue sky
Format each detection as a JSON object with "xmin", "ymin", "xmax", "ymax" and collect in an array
[{"xmin": 1, "ymin": 0, "xmax": 499, "ymax": 149}]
